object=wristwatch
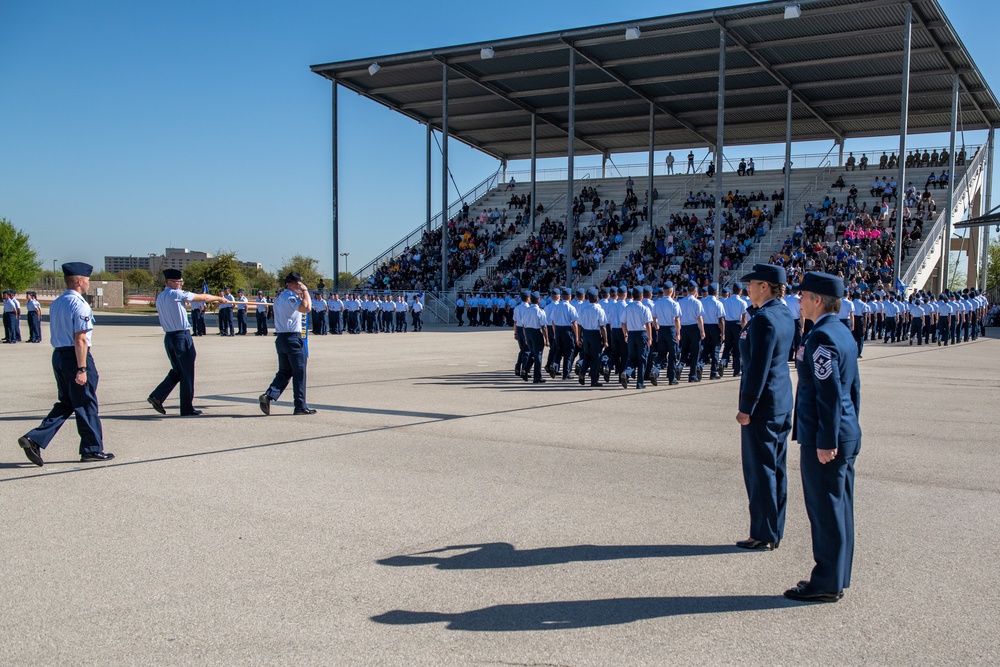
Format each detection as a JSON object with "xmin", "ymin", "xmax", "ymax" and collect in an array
[{"xmin": 77, "ymin": 367, "xmax": 88, "ymax": 372}]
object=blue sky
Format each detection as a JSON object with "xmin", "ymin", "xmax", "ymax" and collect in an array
[{"xmin": 1, "ymin": 0, "xmax": 997, "ymax": 278}]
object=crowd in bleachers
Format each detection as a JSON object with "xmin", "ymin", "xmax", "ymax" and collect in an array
[{"xmin": 846, "ymin": 147, "xmax": 967, "ymax": 172}]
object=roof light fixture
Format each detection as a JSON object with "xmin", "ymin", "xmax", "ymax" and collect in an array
[
  {"xmin": 784, "ymin": 4, "xmax": 801, "ymax": 19},
  {"xmin": 625, "ymin": 26, "xmax": 641, "ymax": 40},
  {"xmin": 368, "ymin": 62, "xmax": 380, "ymax": 76},
  {"xmin": 480, "ymin": 47, "xmax": 494, "ymax": 59}
]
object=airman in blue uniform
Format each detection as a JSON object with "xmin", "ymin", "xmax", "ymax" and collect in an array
[
  {"xmin": 652, "ymin": 282, "xmax": 682, "ymax": 385},
  {"xmin": 18, "ymin": 262, "xmax": 114, "ymax": 465},
  {"xmin": 520, "ymin": 292, "xmax": 550, "ymax": 383},
  {"xmin": 678, "ymin": 282, "xmax": 706, "ymax": 382},
  {"xmin": 735, "ymin": 264, "xmax": 794, "ymax": 552},
  {"xmin": 620, "ymin": 287, "xmax": 654, "ymax": 389},
  {"xmin": 720, "ymin": 284, "xmax": 748, "ymax": 377},
  {"xmin": 259, "ymin": 272, "xmax": 316, "ymax": 416},
  {"xmin": 786, "ymin": 271, "xmax": 862, "ymax": 603},
  {"xmin": 25, "ymin": 291, "xmax": 42, "ymax": 343},
  {"xmin": 148, "ymin": 269, "xmax": 229, "ymax": 417},
  {"xmin": 576, "ymin": 287, "xmax": 608, "ymax": 387}
]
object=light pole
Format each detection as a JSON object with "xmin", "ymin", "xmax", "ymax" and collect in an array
[{"xmin": 339, "ymin": 252, "xmax": 350, "ymax": 291}]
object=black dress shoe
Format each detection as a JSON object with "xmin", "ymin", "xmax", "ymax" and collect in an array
[
  {"xmin": 669, "ymin": 380, "xmax": 680, "ymax": 385},
  {"xmin": 293, "ymin": 408, "xmax": 318, "ymax": 415},
  {"xmin": 80, "ymin": 452, "xmax": 115, "ymax": 462},
  {"xmin": 532, "ymin": 378, "xmax": 546, "ymax": 384},
  {"xmin": 590, "ymin": 382, "xmax": 604, "ymax": 387},
  {"xmin": 18, "ymin": 436, "xmax": 43, "ymax": 467},
  {"xmin": 619, "ymin": 372, "xmax": 629, "ymax": 389},
  {"xmin": 258, "ymin": 393, "xmax": 271, "ymax": 416},
  {"xmin": 180, "ymin": 410, "xmax": 203, "ymax": 416},
  {"xmin": 783, "ymin": 583, "xmax": 843, "ymax": 603},
  {"xmin": 736, "ymin": 538, "xmax": 779, "ymax": 551},
  {"xmin": 578, "ymin": 374, "xmax": 585, "ymax": 386},
  {"xmin": 147, "ymin": 396, "xmax": 166, "ymax": 415}
]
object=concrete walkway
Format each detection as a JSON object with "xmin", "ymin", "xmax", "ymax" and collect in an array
[{"xmin": 2, "ymin": 324, "xmax": 998, "ymax": 665}]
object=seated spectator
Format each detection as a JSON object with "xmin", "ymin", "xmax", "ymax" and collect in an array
[
  {"xmin": 747, "ymin": 158, "xmax": 755, "ymax": 175},
  {"xmin": 832, "ymin": 175, "xmax": 846, "ymax": 191},
  {"xmin": 737, "ymin": 158, "xmax": 747, "ymax": 176}
]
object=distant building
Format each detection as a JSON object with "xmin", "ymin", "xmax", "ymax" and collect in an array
[{"xmin": 105, "ymin": 248, "xmax": 264, "ymax": 275}]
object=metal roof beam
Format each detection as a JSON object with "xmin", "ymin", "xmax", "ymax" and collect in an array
[
  {"xmin": 562, "ymin": 39, "xmax": 719, "ymax": 146},
  {"xmin": 715, "ymin": 18, "xmax": 843, "ymax": 141},
  {"xmin": 399, "ymin": 94, "xmax": 500, "ymax": 111},
  {"xmin": 909, "ymin": 2, "xmax": 990, "ymax": 126},
  {"xmin": 772, "ymin": 47, "xmax": 939, "ymax": 71},
  {"xmin": 433, "ymin": 55, "xmax": 608, "ymax": 155}
]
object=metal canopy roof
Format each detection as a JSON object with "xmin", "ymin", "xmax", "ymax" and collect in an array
[{"xmin": 310, "ymin": 0, "xmax": 1000, "ymax": 161}]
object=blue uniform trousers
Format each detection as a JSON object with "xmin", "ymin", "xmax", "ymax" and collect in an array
[
  {"xmin": 150, "ymin": 331, "xmax": 198, "ymax": 415},
  {"xmin": 909, "ymin": 317, "xmax": 923, "ymax": 344},
  {"xmin": 656, "ymin": 326, "xmax": 679, "ymax": 383},
  {"xmin": 788, "ymin": 319, "xmax": 801, "ymax": 361},
  {"xmin": 580, "ymin": 329, "xmax": 603, "ymax": 384},
  {"xmin": 800, "ymin": 438, "xmax": 860, "ymax": 594},
  {"xmin": 883, "ymin": 317, "xmax": 896, "ymax": 342},
  {"xmin": 609, "ymin": 328, "xmax": 626, "ymax": 374},
  {"xmin": 722, "ymin": 321, "xmax": 742, "ymax": 374},
  {"xmin": 523, "ymin": 328, "xmax": 544, "ymax": 381},
  {"xmin": 514, "ymin": 327, "xmax": 528, "ymax": 375},
  {"xmin": 26, "ymin": 347, "xmax": 104, "ymax": 455},
  {"xmin": 679, "ymin": 324, "xmax": 702, "ymax": 380},
  {"xmin": 740, "ymin": 411, "xmax": 791, "ymax": 544},
  {"xmin": 624, "ymin": 330, "xmax": 649, "ymax": 386},
  {"xmin": 265, "ymin": 333, "xmax": 308, "ymax": 410},
  {"xmin": 256, "ymin": 310, "xmax": 269, "ymax": 336},
  {"xmin": 236, "ymin": 309, "xmax": 247, "ymax": 335},
  {"xmin": 700, "ymin": 323, "xmax": 722, "ymax": 376},
  {"xmin": 27, "ymin": 310, "xmax": 42, "ymax": 342},
  {"xmin": 854, "ymin": 320, "xmax": 866, "ymax": 354},
  {"xmin": 328, "ymin": 310, "xmax": 341, "ymax": 334},
  {"xmin": 552, "ymin": 325, "xmax": 575, "ymax": 378},
  {"xmin": 219, "ymin": 308, "xmax": 233, "ymax": 335},
  {"xmin": 191, "ymin": 309, "xmax": 206, "ymax": 336},
  {"xmin": 412, "ymin": 311, "xmax": 422, "ymax": 331}
]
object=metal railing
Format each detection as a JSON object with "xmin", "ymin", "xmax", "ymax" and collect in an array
[
  {"xmin": 902, "ymin": 145, "xmax": 987, "ymax": 287},
  {"xmin": 354, "ymin": 168, "xmax": 502, "ymax": 282}
]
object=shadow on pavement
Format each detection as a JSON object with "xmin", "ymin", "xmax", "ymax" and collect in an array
[
  {"xmin": 371, "ymin": 595, "xmax": 798, "ymax": 631},
  {"xmin": 378, "ymin": 542, "xmax": 738, "ymax": 569}
]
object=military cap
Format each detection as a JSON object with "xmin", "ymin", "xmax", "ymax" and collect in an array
[
  {"xmin": 163, "ymin": 268, "xmax": 183, "ymax": 280},
  {"xmin": 797, "ymin": 271, "xmax": 845, "ymax": 298},
  {"xmin": 732, "ymin": 281, "xmax": 743, "ymax": 290},
  {"xmin": 599, "ymin": 287, "xmax": 609, "ymax": 296},
  {"xmin": 631, "ymin": 286, "xmax": 642, "ymax": 298},
  {"xmin": 687, "ymin": 280, "xmax": 698, "ymax": 289},
  {"xmin": 550, "ymin": 288, "xmax": 561, "ymax": 295},
  {"xmin": 562, "ymin": 288, "xmax": 572, "ymax": 297},
  {"xmin": 642, "ymin": 285, "xmax": 652, "ymax": 295},
  {"xmin": 609, "ymin": 286, "xmax": 618, "ymax": 294},
  {"xmin": 238, "ymin": 289, "xmax": 245, "ymax": 294},
  {"xmin": 62, "ymin": 262, "xmax": 93, "ymax": 277},
  {"xmin": 531, "ymin": 291, "xmax": 541, "ymax": 299},
  {"xmin": 721, "ymin": 284, "xmax": 732, "ymax": 294},
  {"xmin": 664, "ymin": 281, "xmax": 674, "ymax": 289},
  {"xmin": 707, "ymin": 284, "xmax": 717, "ymax": 295},
  {"xmin": 575, "ymin": 287, "xmax": 586, "ymax": 296},
  {"xmin": 740, "ymin": 263, "xmax": 786, "ymax": 285},
  {"xmin": 586, "ymin": 287, "xmax": 599, "ymax": 297},
  {"xmin": 284, "ymin": 272, "xmax": 302, "ymax": 284}
]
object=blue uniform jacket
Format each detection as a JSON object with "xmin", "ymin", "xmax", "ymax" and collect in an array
[
  {"xmin": 794, "ymin": 313, "xmax": 862, "ymax": 450},
  {"xmin": 738, "ymin": 298, "xmax": 794, "ymax": 416}
]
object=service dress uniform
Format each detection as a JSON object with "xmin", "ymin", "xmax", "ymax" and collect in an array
[
  {"xmin": 789, "ymin": 272, "xmax": 862, "ymax": 602},
  {"xmin": 576, "ymin": 289, "xmax": 607, "ymax": 387},
  {"xmin": 520, "ymin": 295, "xmax": 549, "ymax": 383},
  {"xmin": 652, "ymin": 286, "xmax": 682, "ymax": 384},
  {"xmin": 678, "ymin": 285, "xmax": 705, "ymax": 382},
  {"xmin": 621, "ymin": 288, "xmax": 654, "ymax": 389},
  {"xmin": 256, "ymin": 294, "xmax": 270, "ymax": 336},
  {"xmin": 149, "ymin": 278, "xmax": 202, "ymax": 416},
  {"xmin": 18, "ymin": 263, "xmax": 113, "ymax": 465},
  {"xmin": 26, "ymin": 293, "xmax": 43, "ymax": 342},
  {"xmin": 736, "ymin": 265, "xmax": 794, "ymax": 550}
]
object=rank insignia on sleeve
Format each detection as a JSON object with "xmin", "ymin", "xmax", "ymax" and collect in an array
[{"xmin": 812, "ymin": 345, "xmax": 834, "ymax": 380}]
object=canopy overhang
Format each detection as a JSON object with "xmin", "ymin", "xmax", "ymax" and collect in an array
[{"xmin": 311, "ymin": 0, "xmax": 1000, "ymax": 161}]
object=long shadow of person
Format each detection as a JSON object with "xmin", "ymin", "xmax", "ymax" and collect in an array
[
  {"xmin": 372, "ymin": 595, "xmax": 798, "ymax": 631},
  {"xmin": 377, "ymin": 542, "xmax": 738, "ymax": 569}
]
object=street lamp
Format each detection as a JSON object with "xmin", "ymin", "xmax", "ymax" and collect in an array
[{"xmin": 340, "ymin": 252, "xmax": 350, "ymax": 275}]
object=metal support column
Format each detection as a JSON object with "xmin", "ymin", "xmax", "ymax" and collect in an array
[
  {"xmin": 530, "ymin": 114, "xmax": 537, "ymax": 233},
  {"xmin": 426, "ymin": 123, "xmax": 432, "ymax": 233},
  {"xmin": 941, "ymin": 74, "xmax": 959, "ymax": 291},
  {"xmin": 566, "ymin": 49, "xmax": 575, "ymax": 287},
  {"xmin": 838, "ymin": 139, "xmax": 844, "ymax": 168},
  {"xmin": 331, "ymin": 82, "xmax": 340, "ymax": 291},
  {"xmin": 712, "ymin": 26, "xmax": 725, "ymax": 284},
  {"xmin": 441, "ymin": 63, "xmax": 449, "ymax": 295},
  {"xmin": 602, "ymin": 153, "xmax": 607, "ymax": 179},
  {"xmin": 982, "ymin": 127, "xmax": 994, "ymax": 289},
  {"xmin": 784, "ymin": 90, "xmax": 792, "ymax": 231},
  {"xmin": 648, "ymin": 102, "xmax": 655, "ymax": 231},
  {"xmin": 894, "ymin": 3, "xmax": 912, "ymax": 290}
]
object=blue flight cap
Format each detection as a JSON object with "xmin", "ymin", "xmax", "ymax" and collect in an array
[
  {"xmin": 707, "ymin": 284, "xmax": 717, "ymax": 295},
  {"xmin": 163, "ymin": 268, "xmax": 183, "ymax": 280},
  {"xmin": 599, "ymin": 287, "xmax": 609, "ymax": 296},
  {"xmin": 550, "ymin": 288, "xmax": 560, "ymax": 295},
  {"xmin": 732, "ymin": 281, "xmax": 743, "ymax": 290},
  {"xmin": 642, "ymin": 285, "xmax": 652, "ymax": 295},
  {"xmin": 687, "ymin": 280, "xmax": 698, "ymax": 289},
  {"xmin": 609, "ymin": 287, "xmax": 618, "ymax": 294},
  {"xmin": 562, "ymin": 288, "xmax": 573, "ymax": 297},
  {"xmin": 721, "ymin": 284, "xmax": 732, "ymax": 294},
  {"xmin": 575, "ymin": 287, "xmax": 585, "ymax": 296},
  {"xmin": 586, "ymin": 287, "xmax": 599, "ymax": 297},
  {"xmin": 531, "ymin": 291, "xmax": 541, "ymax": 299},
  {"xmin": 664, "ymin": 281, "xmax": 674, "ymax": 289},
  {"xmin": 740, "ymin": 263, "xmax": 787, "ymax": 285},
  {"xmin": 631, "ymin": 286, "xmax": 642, "ymax": 299},
  {"xmin": 797, "ymin": 271, "xmax": 845, "ymax": 298},
  {"xmin": 654, "ymin": 287, "xmax": 663, "ymax": 296},
  {"xmin": 62, "ymin": 262, "xmax": 93, "ymax": 277}
]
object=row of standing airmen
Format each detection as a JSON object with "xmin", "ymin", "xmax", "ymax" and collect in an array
[
  {"xmin": 185, "ymin": 289, "xmax": 425, "ymax": 337},
  {"xmin": 2, "ymin": 289, "xmax": 43, "ymax": 343}
]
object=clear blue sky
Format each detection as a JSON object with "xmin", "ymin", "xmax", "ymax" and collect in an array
[{"xmin": 1, "ymin": 0, "xmax": 997, "ymax": 278}]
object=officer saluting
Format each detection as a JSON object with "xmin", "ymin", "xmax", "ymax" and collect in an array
[
  {"xmin": 18, "ymin": 262, "xmax": 114, "ymax": 465},
  {"xmin": 786, "ymin": 271, "xmax": 862, "ymax": 603},
  {"xmin": 259, "ymin": 272, "xmax": 316, "ymax": 416},
  {"xmin": 735, "ymin": 264, "xmax": 794, "ymax": 552},
  {"xmin": 147, "ymin": 269, "xmax": 229, "ymax": 416}
]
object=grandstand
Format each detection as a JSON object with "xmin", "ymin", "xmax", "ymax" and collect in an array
[{"xmin": 312, "ymin": 0, "xmax": 1000, "ymax": 323}]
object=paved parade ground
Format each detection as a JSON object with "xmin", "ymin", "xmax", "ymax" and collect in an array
[{"xmin": 2, "ymin": 317, "xmax": 999, "ymax": 666}]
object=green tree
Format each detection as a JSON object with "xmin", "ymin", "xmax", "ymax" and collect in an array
[
  {"xmin": 242, "ymin": 265, "xmax": 278, "ymax": 294},
  {"xmin": 125, "ymin": 268, "xmax": 156, "ymax": 291},
  {"xmin": 276, "ymin": 255, "xmax": 322, "ymax": 287},
  {"xmin": 183, "ymin": 260, "xmax": 209, "ymax": 291},
  {"xmin": 988, "ymin": 238, "xmax": 1000, "ymax": 291},
  {"xmin": 201, "ymin": 253, "xmax": 246, "ymax": 293},
  {"xmin": 0, "ymin": 218, "xmax": 41, "ymax": 291},
  {"xmin": 336, "ymin": 272, "xmax": 360, "ymax": 290}
]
